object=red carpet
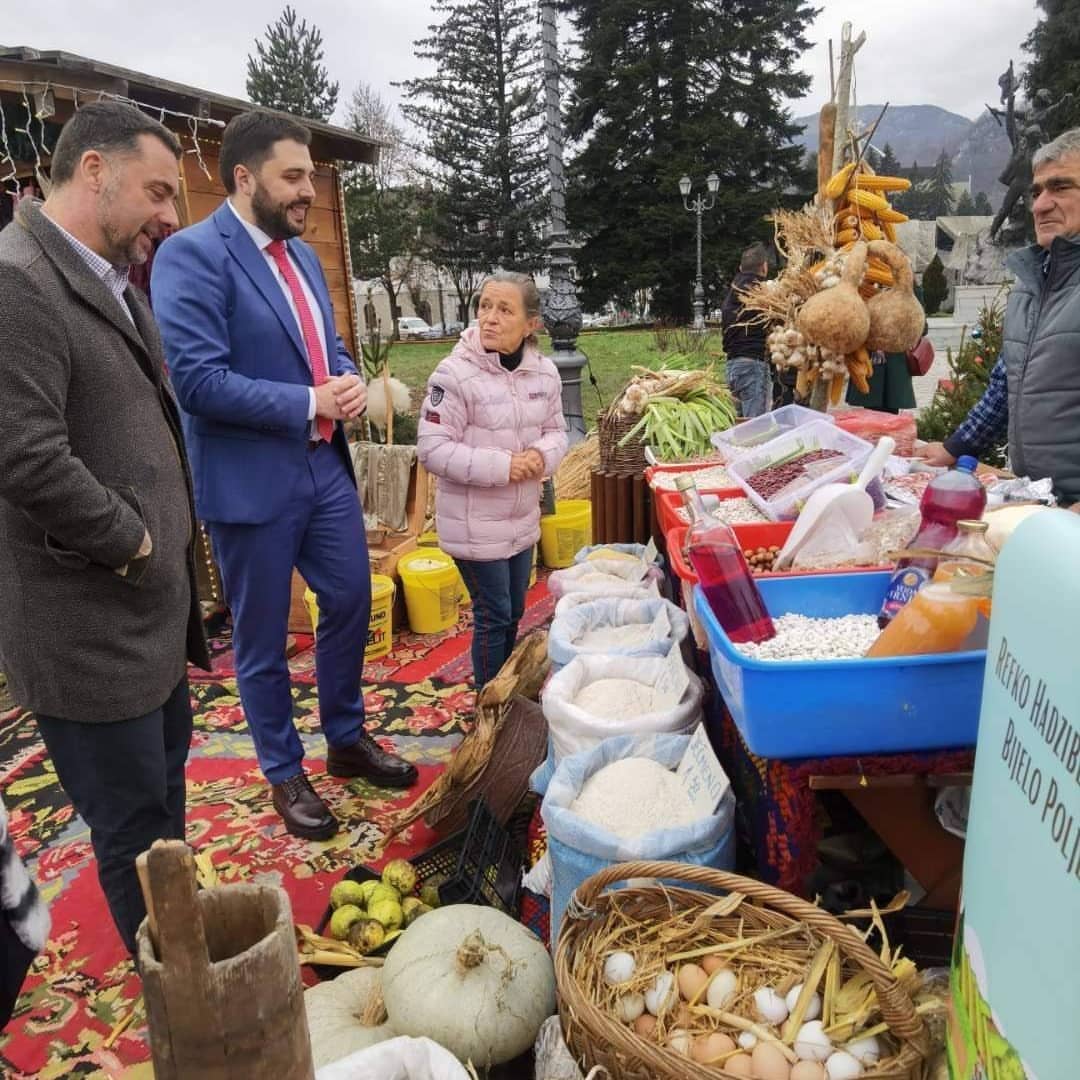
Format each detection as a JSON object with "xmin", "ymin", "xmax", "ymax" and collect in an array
[{"xmin": 0, "ymin": 580, "xmax": 554, "ymax": 1077}]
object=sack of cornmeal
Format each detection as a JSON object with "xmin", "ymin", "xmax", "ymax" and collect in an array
[
  {"xmin": 546, "ymin": 559, "xmax": 667, "ymax": 605},
  {"xmin": 547, "ymin": 597, "xmax": 691, "ymax": 671},
  {"xmin": 541, "ymin": 733, "xmax": 735, "ymax": 944},
  {"xmin": 541, "ymin": 653, "xmax": 703, "ymax": 766},
  {"xmin": 573, "ymin": 542, "xmax": 663, "ymax": 567}
]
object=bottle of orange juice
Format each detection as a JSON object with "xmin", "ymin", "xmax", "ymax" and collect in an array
[{"xmin": 866, "ymin": 582, "xmax": 981, "ymax": 658}]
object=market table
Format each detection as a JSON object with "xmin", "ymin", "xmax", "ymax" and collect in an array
[{"xmin": 707, "ymin": 693, "xmax": 974, "ymax": 902}]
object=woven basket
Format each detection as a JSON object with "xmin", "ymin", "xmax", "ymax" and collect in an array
[
  {"xmin": 555, "ymin": 861, "xmax": 930, "ymax": 1080},
  {"xmin": 598, "ymin": 407, "xmax": 648, "ymax": 477}
]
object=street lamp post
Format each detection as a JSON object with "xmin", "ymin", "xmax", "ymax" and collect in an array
[
  {"xmin": 679, "ymin": 172, "xmax": 720, "ymax": 332},
  {"xmin": 540, "ymin": 1, "xmax": 587, "ymax": 444}
]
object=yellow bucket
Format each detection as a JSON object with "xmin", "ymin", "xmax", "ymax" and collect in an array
[
  {"xmin": 539, "ymin": 499, "xmax": 593, "ymax": 569},
  {"xmin": 303, "ymin": 574, "xmax": 396, "ymax": 661},
  {"xmin": 416, "ymin": 530, "xmax": 469, "ymax": 606},
  {"xmin": 397, "ymin": 549, "xmax": 460, "ymax": 634}
]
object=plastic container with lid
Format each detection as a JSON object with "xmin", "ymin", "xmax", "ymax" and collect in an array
[{"xmin": 710, "ymin": 404, "xmax": 833, "ymax": 464}]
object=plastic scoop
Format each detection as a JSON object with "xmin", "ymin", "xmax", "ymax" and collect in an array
[{"xmin": 774, "ymin": 436, "xmax": 896, "ymax": 570}]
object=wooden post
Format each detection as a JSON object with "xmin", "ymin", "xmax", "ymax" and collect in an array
[
  {"xmin": 603, "ymin": 472, "xmax": 619, "ymax": 546},
  {"xmin": 591, "ymin": 469, "xmax": 606, "ymax": 544},
  {"xmin": 136, "ymin": 841, "xmax": 315, "ymax": 1080}
]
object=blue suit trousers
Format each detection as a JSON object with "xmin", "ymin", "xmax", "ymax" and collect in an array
[{"xmin": 208, "ymin": 441, "xmax": 371, "ymax": 783}]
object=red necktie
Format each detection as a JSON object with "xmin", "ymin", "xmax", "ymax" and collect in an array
[{"xmin": 266, "ymin": 239, "xmax": 334, "ymax": 443}]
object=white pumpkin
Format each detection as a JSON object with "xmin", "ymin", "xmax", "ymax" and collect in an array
[
  {"xmin": 381, "ymin": 903, "xmax": 556, "ymax": 1067},
  {"xmin": 304, "ymin": 966, "xmax": 396, "ymax": 1069}
]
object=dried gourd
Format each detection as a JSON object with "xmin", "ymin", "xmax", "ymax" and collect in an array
[
  {"xmin": 865, "ymin": 241, "xmax": 925, "ymax": 353},
  {"xmin": 796, "ymin": 241, "xmax": 871, "ymax": 356}
]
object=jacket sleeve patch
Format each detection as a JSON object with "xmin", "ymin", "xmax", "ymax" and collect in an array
[
  {"xmin": 429, "ymin": 384, "xmax": 445, "ymax": 406},
  {"xmin": 424, "ymin": 409, "xmax": 441, "ymax": 424}
]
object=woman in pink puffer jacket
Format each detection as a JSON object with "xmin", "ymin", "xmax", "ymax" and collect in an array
[{"xmin": 417, "ymin": 272, "xmax": 568, "ymax": 686}]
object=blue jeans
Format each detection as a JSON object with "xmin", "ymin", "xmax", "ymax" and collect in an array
[
  {"xmin": 455, "ymin": 546, "xmax": 534, "ymax": 687},
  {"xmin": 727, "ymin": 357, "xmax": 770, "ymax": 418}
]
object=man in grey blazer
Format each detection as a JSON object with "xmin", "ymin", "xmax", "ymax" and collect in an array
[{"xmin": 0, "ymin": 102, "xmax": 210, "ymax": 953}]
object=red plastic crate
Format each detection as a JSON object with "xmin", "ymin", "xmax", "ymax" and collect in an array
[{"xmin": 654, "ymin": 487, "xmax": 745, "ymax": 537}]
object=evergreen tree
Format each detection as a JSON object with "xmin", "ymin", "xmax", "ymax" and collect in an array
[
  {"xmin": 877, "ymin": 142, "xmax": 902, "ymax": 177},
  {"xmin": 399, "ymin": 0, "xmax": 547, "ymax": 291},
  {"xmin": 954, "ymin": 190, "xmax": 977, "ymax": 215},
  {"xmin": 918, "ymin": 300, "xmax": 1007, "ymax": 468},
  {"xmin": 921, "ymin": 254, "xmax": 948, "ymax": 314},
  {"xmin": 924, "ymin": 149, "xmax": 955, "ymax": 218},
  {"xmin": 1024, "ymin": 0, "xmax": 1080, "ymax": 138},
  {"xmin": 973, "ymin": 190, "xmax": 994, "ymax": 215},
  {"xmin": 562, "ymin": 0, "xmax": 816, "ymax": 319},
  {"xmin": 246, "ymin": 5, "xmax": 339, "ymax": 121}
]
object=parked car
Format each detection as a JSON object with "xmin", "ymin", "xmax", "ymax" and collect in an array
[
  {"xmin": 397, "ymin": 316, "xmax": 433, "ymax": 340},
  {"xmin": 423, "ymin": 320, "xmax": 464, "ymax": 338}
]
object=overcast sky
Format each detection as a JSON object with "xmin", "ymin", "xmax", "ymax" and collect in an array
[{"xmin": 3, "ymin": 0, "xmax": 1040, "ymax": 127}]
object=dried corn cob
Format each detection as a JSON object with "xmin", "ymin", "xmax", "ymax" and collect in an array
[
  {"xmin": 859, "ymin": 220, "xmax": 884, "ymax": 241},
  {"xmin": 835, "ymin": 227, "xmax": 859, "ymax": 246},
  {"xmin": 847, "ymin": 189, "xmax": 891, "ymax": 212},
  {"xmin": 851, "ymin": 174, "xmax": 911, "ymax": 192},
  {"xmin": 881, "ymin": 220, "xmax": 898, "ymax": 242},
  {"xmin": 824, "ymin": 162, "xmax": 857, "ymax": 199},
  {"xmin": 875, "ymin": 206, "xmax": 909, "ymax": 223}
]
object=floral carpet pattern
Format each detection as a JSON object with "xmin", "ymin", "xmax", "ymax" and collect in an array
[{"xmin": 0, "ymin": 580, "xmax": 554, "ymax": 1077}]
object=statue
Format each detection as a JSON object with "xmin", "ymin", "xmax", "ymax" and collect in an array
[{"xmin": 986, "ymin": 61, "xmax": 1074, "ymax": 244}]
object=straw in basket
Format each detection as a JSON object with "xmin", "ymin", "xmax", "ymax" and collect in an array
[{"xmin": 555, "ymin": 861, "xmax": 932, "ymax": 1080}]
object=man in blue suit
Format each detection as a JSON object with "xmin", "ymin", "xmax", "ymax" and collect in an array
[{"xmin": 152, "ymin": 111, "xmax": 417, "ymax": 840}]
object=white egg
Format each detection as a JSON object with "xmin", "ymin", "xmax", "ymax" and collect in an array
[
  {"xmin": 785, "ymin": 984, "xmax": 822, "ymax": 1021},
  {"xmin": 603, "ymin": 950, "xmax": 637, "ymax": 986},
  {"xmin": 825, "ymin": 1050, "xmax": 864, "ymax": 1079},
  {"xmin": 794, "ymin": 1021, "xmax": 833, "ymax": 1063},
  {"xmin": 738, "ymin": 1031, "xmax": 758, "ymax": 1050},
  {"xmin": 667, "ymin": 1028, "xmax": 694, "ymax": 1056},
  {"xmin": 614, "ymin": 992, "xmax": 645, "ymax": 1023},
  {"xmin": 644, "ymin": 971, "xmax": 678, "ymax": 1017},
  {"xmin": 844, "ymin": 1035, "xmax": 881, "ymax": 1067},
  {"xmin": 705, "ymin": 967, "xmax": 739, "ymax": 1010},
  {"xmin": 754, "ymin": 986, "xmax": 790, "ymax": 1025}
]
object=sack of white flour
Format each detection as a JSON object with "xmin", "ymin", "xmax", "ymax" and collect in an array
[{"xmin": 547, "ymin": 597, "xmax": 691, "ymax": 670}]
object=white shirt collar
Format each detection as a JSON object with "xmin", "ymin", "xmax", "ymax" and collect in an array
[{"xmin": 227, "ymin": 198, "xmax": 279, "ymax": 254}]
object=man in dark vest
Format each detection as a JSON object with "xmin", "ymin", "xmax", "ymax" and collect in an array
[
  {"xmin": 0, "ymin": 102, "xmax": 210, "ymax": 953},
  {"xmin": 924, "ymin": 127, "xmax": 1080, "ymax": 511}
]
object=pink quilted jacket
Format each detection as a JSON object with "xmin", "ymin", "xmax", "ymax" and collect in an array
[{"xmin": 417, "ymin": 327, "xmax": 568, "ymax": 561}]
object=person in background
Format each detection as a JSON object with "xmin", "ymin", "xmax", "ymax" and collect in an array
[
  {"xmin": 417, "ymin": 272, "xmax": 568, "ymax": 688},
  {"xmin": 721, "ymin": 242, "xmax": 772, "ymax": 418},
  {"xmin": 1, "ymin": 796, "xmax": 49, "ymax": 1027},
  {"xmin": 0, "ymin": 101, "xmax": 209, "ymax": 953},
  {"xmin": 152, "ymin": 111, "xmax": 417, "ymax": 843},
  {"xmin": 845, "ymin": 307, "xmax": 924, "ymax": 416},
  {"xmin": 922, "ymin": 126, "xmax": 1080, "ymax": 511}
]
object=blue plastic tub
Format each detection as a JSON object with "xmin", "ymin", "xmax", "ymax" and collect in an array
[{"xmin": 693, "ymin": 572, "xmax": 985, "ymax": 759}]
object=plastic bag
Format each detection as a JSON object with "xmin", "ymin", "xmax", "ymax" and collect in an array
[
  {"xmin": 547, "ymin": 597, "xmax": 691, "ymax": 670},
  {"xmin": 831, "ymin": 409, "xmax": 917, "ymax": 457},
  {"xmin": 534, "ymin": 1016, "xmax": 583, "ymax": 1080},
  {"xmin": 541, "ymin": 733, "xmax": 735, "ymax": 944},
  {"xmin": 541, "ymin": 653, "xmax": 703, "ymax": 766},
  {"xmin": 553, "ymin": 581, "xmax": 660, "ymax": 618},
  {"xmin": 985, "ymin": 475, "xmax": 1057, "ymax": 507},
  {"xmin": 315, "ymin": 1036, "xmax": 471, "ymax": 1080}
]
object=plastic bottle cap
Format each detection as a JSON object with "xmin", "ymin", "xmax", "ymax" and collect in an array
[{"xmin": 955, "ymin": 455, "xmax": 979, "ymax": 473}]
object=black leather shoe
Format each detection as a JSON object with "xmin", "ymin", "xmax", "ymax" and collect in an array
[
  {"xmin": 327, "ymin": 734, "xmax": 419, "ymax": 788},
  {"xmin": 271, "ymin": 773, "xmax": 338, "ymax": 840}
]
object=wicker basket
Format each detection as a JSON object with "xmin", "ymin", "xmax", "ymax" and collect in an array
[
  {"xmin": 555, "ymin": 861, "xmax": 930, "ymax": 1080},
  {"xmin": 598, "ymin": 407, "xmax": 648, "ymax": 477}
]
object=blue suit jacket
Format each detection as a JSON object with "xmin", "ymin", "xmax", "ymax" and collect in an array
[{"xmin": 151, "ymin": 203, "xmax": 358, "ymax": 524}]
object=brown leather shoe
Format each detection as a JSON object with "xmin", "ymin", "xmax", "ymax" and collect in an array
[
  {"xmin": 326, "ymin": 733, "xmax": 419, "ymax": 788},
  {"xmin": 271, "ymin": 773, "xmax": 338, "ymax": 840}
]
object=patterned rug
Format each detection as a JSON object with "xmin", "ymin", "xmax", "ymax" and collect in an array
[{"xmin": 0, "ymin": 579, "xmax": 555, "ymax": 1078}]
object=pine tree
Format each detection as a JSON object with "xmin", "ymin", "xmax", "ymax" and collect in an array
[
  {"xmin": 877, "ymin": 142, "xmax": 902, "ymax": 177},
  {"xmin": 562, "ymin": 0, "xmax": 815, "ymax": 319},
  {"xmin": 399, "ymin": 0, "xmax": 547, "ymax": 302},
  {"xmin": 917, "ymin": 300, "xmax": 1008, "ymax": 467},
  {"xmin": 246, "ymin": 6, "xmax": 339, "ymax": 122},
  {"xmin": 922, "ymin": 254, "xmax": 948, "ymax": 314},
  {"xmin": 954, "ymin": 190, "xmax": 977, "ymax": 215},
  {"xmin": 924, "ymin": 149, "xmax": 955, "ymax": 218},
  {"xmin": 1024, "ymin": 0, "xmax": 1080, "ymax": 138},
  {"xmin": 973, "ymin": 191, "xmax": 994, "ymax": 215}
]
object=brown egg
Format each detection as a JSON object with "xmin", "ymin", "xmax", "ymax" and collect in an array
[
  {"xmin": 790, "ymin": 1062, "xmax": 826, "ymax": 1080},
  {"xmin": 725, "ymin": 1053, "xmax": 755, "ymax": 1077},
  {"xmin": 677, "ymin": 962, "xmax": 710, "ymax": 1002},
  {"xmin": 702, "ymin": 954, "xmax": 727, "ymax": 975},
  {"xmin": 752, "ymin": 1041, "xmax": 792, "ymax": 1080},
  {"xmin": 633, "ymin": 1013, "xmax": 657, "ymax": 1039},
  {"xmin": 692, "ymin": 1031, "xmax": 737, "ymax": 1064}
]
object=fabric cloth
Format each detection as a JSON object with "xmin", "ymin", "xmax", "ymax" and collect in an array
[
  {"xmin": 34, "ymin": 678, "xmax": 193, "ymax": 953},
  {"xmin": 416, "ymin": 325, "xmax": 568, "ymax": 561},
  {"xmin": 206, "ymin": 442, "xmax": 371, "ymax": 782},
  {"xmin": 454, "ymin": 545, "xmax": 534, "ymax": 686},
  {"xmin": 153, "ymin": 205, "xmax": 372, "ymax": 785},
  {"xmin": 266, "ymin": 238, "xmax": 334, "ymax": 443},
  {"xmin": 845, "ymin": 351, "xmax": 917, "ymax": 413},
  {"xmin": 151, "ymin": 203, "xmax": 359, "ymax": 526},
  {"xmin": 726, "ymin": 356, "xmax": 771, "ymax": 418},
  {"xmin": 721, "ymin": 270, "xmax": 767, "ymax": 360},
  {"xmin": 0, "ymin": 199, "xmax": 208, "ymax": 722},
  {"xmin": 944, "ymin": 355, "xmax": 1009, "ymax": 460}
]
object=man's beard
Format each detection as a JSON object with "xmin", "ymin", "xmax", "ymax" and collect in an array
[
  {"xmin": 252, "ymin": 181, "xmax": 309, "ymax": 240},
  {"xmin": 98, "ymin": 179, "xmax": 152, "ymax": 266}
]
